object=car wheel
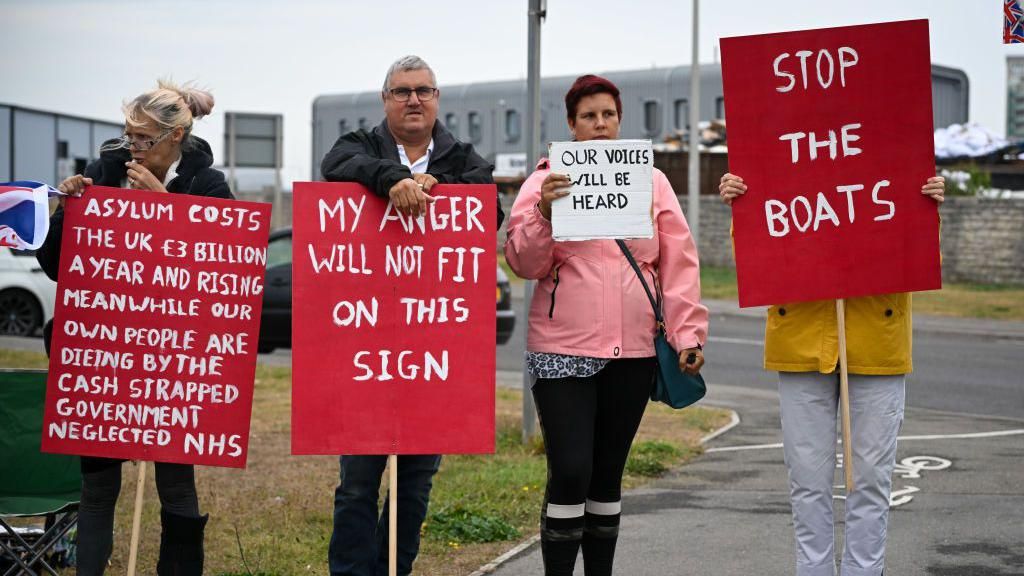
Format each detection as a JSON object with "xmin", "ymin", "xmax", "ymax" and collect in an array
[{"xmin": 0, "ymin": 289, "xmax": 42, "ymax": 337}]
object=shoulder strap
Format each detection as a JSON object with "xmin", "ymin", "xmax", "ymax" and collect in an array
[{"xmin": 615, "ymin": 240, "xmax": 663, "ymax": 324}]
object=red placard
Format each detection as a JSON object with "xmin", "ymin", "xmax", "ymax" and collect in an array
[
  {"xmin": 291, "ymin": 182, "xmax": 496, "ymax": 455},
  {"xmin": 721, "ymin": 20, "xmax": 941, "ymax": 307},
  {"xmin": 41, "ymin": 187, "xmax": 270, "ymax": 468}
]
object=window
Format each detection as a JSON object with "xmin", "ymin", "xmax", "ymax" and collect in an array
[
  {"xmin": 358, "ymin": 117, "xmax": 368, "ymax": 131},
  {"xmin": 643, "ymin": 100, "xmax": 661, "ymax": 137},
  {"xmin": 445, "ymin": 113, "xmax": 459, "ymax": 137},
  {"xmin": 468, "ymin": 111, "xmax": 482, "ymax": 144},
  {"xmin": 673, "ymin": 99, "xmax": 688, "ymax": 131},
  {"xmin": 338, "ymin": 119, "xmax": 349, "ymax": 136},
  {"xmin": 715, "ymin": 96, "xmax": 726, "ymax": 119},
  {"xmin": 266, "ymin": 235, "xmax": 292, "ymax": 269},
  {"xmin": 505, "ymin": 109, "xmax": 521, "ymax": 143}
]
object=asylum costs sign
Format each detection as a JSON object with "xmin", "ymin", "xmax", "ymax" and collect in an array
[
  {"xmin": 42, "ymin": 187, "xmax": 270, "ymax": 468},
  {"xmin": 721, "ymin": 20, "xmax": 941, "ymax": 307}
]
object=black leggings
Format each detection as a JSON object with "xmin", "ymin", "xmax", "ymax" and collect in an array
[
  {"xmin": 76, "ymin": 457, "xmax": 200, "ymax": 576},
  {"xmin": 532, "ymin": 357, "xmax": 656, "ymax": 576}
]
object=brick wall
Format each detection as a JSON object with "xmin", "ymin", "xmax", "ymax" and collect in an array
[
  {"xmin": 676, "ymin": 195, "xmax": 1024, "ymax": 286},
  {"xmin": 937, "ymin": 197, "xmax": 1024, "ymax": 285}
]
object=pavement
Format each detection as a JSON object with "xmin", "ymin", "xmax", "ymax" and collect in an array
[
  {"xmin": 476, "ymin": 295, "xmax": 1024, "ymax": 576},
  {"xmin": 483, "ymin": 382, "xmax": 1024, "ymax": 576}
]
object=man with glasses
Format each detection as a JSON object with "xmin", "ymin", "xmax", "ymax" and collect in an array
[
  {"xmin": 322, "ymin": 55, "xmax": 499, "ymax": 220},
  {"xmin": 321, "ymin": 55, "xmax": 501, "ymax": 576}
]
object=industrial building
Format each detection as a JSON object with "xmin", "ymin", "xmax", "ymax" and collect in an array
[
  {"xmin": 312, "ymin": 63, "xmax": 970, "ymax": 177},
  {"xmin": 0, "ymin": 104, "xmax": 122, "ymax": 184}
]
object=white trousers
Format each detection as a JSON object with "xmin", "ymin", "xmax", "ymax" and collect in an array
[{"xmin": 778, "ymin": 371, "xmax": 906, "ymax": 576}]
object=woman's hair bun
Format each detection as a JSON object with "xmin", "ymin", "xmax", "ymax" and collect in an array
[{"xmin": 157, "ymin": 79, "xmax": 215, "ymax": 119}]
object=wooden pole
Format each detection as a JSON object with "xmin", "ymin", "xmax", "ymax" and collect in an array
[
  {"xmin": 836, "ymin": 299, "xmax": 855, "ymax": 492},
  {"xmin": 388, "ymin": 454, "xmax": 398, "ymax": 576},
  {"xmin": 126, "ymin": 461, "xmax": 146, "ymax": 576}
]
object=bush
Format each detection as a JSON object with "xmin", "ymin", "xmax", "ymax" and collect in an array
[
  {"xmin": 941, "ymin": 165, "xmax": 991, "ymax": 196},
  {"xmin": 425, "ymin": 506, "xmax": 520, "ymax": 543},
  {"xmin": 625, "ymin": 440, "xmax": 681, "ymax": 477}
]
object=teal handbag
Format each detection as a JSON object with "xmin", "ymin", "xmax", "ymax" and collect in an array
[{"xmin": 616, "ymin": 240, "xmax": 706, "ymax": 409}]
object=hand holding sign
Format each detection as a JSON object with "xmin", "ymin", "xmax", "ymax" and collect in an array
[
  {"xmin": 718, "ymin": 173, "xmax": 746, "ymax": 205},
  {"xmin": 388, "ymin": 178, "xmax": 436, "ymax": 218},
  {"xmin": 921, "ymin": 176, "xmax": 946, "ymax": 203},
  {"xmin": 58, "ymin": 175, "xmax": 93, "ymax": 207},
  {"xmin": 538, "ymin": 173, "xmax": 572, "ymax": 220}
]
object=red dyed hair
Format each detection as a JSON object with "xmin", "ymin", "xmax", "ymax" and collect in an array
[{"xmin": 564, "ymin": 74, "xmax": 622, "ymax": 120}]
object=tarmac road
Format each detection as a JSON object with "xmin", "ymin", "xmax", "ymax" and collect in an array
[
  {"xmin": 486, "ymin": 294, "xmax": 1024, "ymax": 575},
  {"xmin": 490, "ymin": 383, "xmax": 1024, "ymax": 575}
]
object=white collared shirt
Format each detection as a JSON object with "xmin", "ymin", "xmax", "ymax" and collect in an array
[
  {"xmin": 397, "ymin": 140, "xmax": 433, "ymax": 174},
  {"xmin": 162, "ymin": 156, "xmax": 181, "ymax": 187}
]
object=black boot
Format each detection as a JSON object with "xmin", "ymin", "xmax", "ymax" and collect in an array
[{"xmin": 156, "ymin": 509, "xmax": 208, "ymax": 576}]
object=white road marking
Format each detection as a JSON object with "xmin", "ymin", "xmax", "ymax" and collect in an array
[
  {"xmin": 705, "ymin": 442, "xmax": 783, "ymax": 453},
  {"xmin": 893, "ymin": 455, "xmax": 952, "ymax": 479},
  {"xmin": 832, "ymin": 455, "xmax": 952, "ymax": 507},
  {"xmin": 700, "ymin": 411, "xmax": 741, "ymax": 444},
  {"xmin": 706, "ymin": 429, "xmax": 1024, "ymax": 453},
  {"xmin": 897, "ymin": 429, "xmax": 1024, "ymax": 441},
  {"xmin": 888, "ymin": 485, "xmax": 921, "ymax": 507}
]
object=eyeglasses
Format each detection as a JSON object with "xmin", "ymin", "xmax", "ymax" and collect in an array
[
  {"xmin": 387, "ymin": 86, "xmax": 438, "ymax": 102},
  {"xmin": 103, "ymin": 130, "xmax": 173, "ymax": 152}
]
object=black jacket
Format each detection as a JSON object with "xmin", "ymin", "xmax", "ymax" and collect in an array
[
  {"xmin": 36, "ymin": 136, "xmax": 232, "ymax": 281},
  {"xmin": 320, "ymin": 120, "xmax": 504, "ymax": 227}
]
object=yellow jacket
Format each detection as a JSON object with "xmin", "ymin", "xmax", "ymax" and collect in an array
[{"xmin": 764, "ymin": 293, "xmax": 912, "ymax": 375}]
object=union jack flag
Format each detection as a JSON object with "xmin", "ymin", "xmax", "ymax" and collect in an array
[
  {"xmin": 1005, "ymin": 0, "xmax": 1024, "ymax": 43},
  {"xmin": 0, "ymin": 181, "xmax": 61, "ymax": 250}
]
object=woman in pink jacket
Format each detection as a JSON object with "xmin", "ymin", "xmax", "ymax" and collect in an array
[{"xmin": 505, "ymin": 74, "xmax": 708, "ymax": 576}]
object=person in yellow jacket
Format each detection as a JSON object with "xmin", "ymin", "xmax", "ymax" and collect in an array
[{"xmin": 719, "ymin": 172, "xmax": 945, "ymax": 576}]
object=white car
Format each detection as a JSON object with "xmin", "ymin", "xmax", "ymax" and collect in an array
[{"xmin": 0, "ymin": 247, "xmax": 56, "ymax": 336}]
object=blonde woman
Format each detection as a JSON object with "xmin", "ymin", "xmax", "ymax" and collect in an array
[{"xmin": 37, "ymin": 80, "xmax": 231, "ymax": 576}]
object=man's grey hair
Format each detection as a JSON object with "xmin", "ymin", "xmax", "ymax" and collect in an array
[{"xmin": 382, "ymin": 55, "xmax": 437, "ymax": 92}]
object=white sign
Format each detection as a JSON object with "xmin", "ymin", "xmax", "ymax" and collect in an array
[
  {"xmin": 549, "ymin": 139, "xmax": 654, "ymax": 241},
  {"xmin": 494, "ymin": 153, "xmax": 528, "ymax": 179}
]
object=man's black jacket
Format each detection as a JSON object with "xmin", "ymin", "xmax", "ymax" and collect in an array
[{"xmin": 320, "ymin": 120, "xmax": 504, "ymax": 227}]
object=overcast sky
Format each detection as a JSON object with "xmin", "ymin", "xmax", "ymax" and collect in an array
[{"xmin": 0, "ymin": 0, "xmax": 1017, "ymax": 184}]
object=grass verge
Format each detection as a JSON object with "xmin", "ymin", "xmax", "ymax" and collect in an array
[
  {"xmin": 913, "ymin": 283, "xmax": 1024, "ymax": 321},
  {"xmin": 699, "ymin": 265, "xmax": 1024, "ymax": 321},
  {"xmin": 3, "ymin": 349, "xmax": 730, "ymax": 575}
]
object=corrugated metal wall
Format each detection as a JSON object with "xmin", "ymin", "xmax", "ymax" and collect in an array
[
  {"xmin": 313, "ymin": 64, "xmax": 969, "ymax": 178},
  {"xmin": 0, "ymin": 105, "xmax": 122, "ymax": 184}
]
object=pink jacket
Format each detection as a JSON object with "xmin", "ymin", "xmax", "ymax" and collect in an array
[{"xmin": 505, "ymin": 159, "xmax": 708, "ymax": 359}]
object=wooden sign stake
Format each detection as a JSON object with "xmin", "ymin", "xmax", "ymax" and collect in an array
[
  {"xmin": 389, "ymin": 454, "xmax": 398, "ymax": 576},
  {"xmin": 126, "ymin": 461, "xmax": 146, "ymax": 576},
  {"xmin": 836, "ymin": 299, "xmax": 855, "ymax": 492}
]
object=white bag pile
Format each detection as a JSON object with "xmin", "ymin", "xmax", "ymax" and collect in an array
[{"xmin": 934, "ymin": 123, "xmax": 1009, "ymax": 159}]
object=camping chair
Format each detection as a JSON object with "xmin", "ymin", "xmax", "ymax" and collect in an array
[{"xmin": 0, "ymin": 369, "xmax": 80, "ymax": 576}]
